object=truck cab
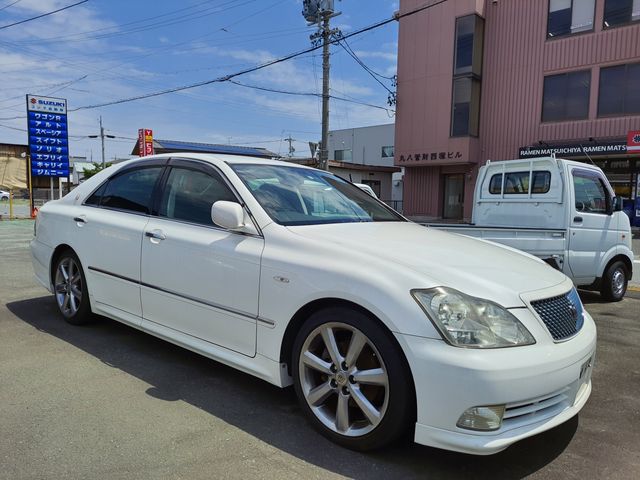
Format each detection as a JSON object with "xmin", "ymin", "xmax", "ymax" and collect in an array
[{"xmin": 435, "ymin": 157, "xmax": 633, "ymax": 301}]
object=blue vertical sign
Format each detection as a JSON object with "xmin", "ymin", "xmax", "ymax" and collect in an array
[{"xmin": 26, "ymin": 94, "xmax": 70, "ymax": 178}]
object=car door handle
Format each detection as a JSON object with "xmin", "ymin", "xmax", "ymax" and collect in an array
[
  {"xmin": 73, "ymin": 216, "xmax": 86, "ymax": 224},
  {"xmin": 145, "ymin": 230, "xmax": 166, "ymax": 240},
  {"xmin": 573, "ymin": 216, "xmax": 583, "ymax": 223}
]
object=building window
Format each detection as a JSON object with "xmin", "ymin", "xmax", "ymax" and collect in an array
[
  {"xmin": 381, "ymin": 146, "xmax": 394, "ymax": 158},
  {"xmin": 451, "ymin": 15, "xmax": 484, "ymax": 137},
  {"xmin": 603, "ymin": 0, "xmax": 640, "ymax": 27},
  {"xmin": 542, "ymin": 70, "xmax": 590, "ymax": 122},
  {"xmin": 451, "ymin": 78, "xmax": 481, "ymax": 136},
  {"xmin": 598, "ymin": 63, "xmax": 640, "ymax": 116},
  {"xmin": 454, "ymin": 15, "xmax": 484, "ymax": 76},
  {"xmin": 547, "ymin": 0, "xmax": 596, "ymax": 37},
  {"xmin": 334, "ymin": 149, "xmax": 352, "ymax": 161}
]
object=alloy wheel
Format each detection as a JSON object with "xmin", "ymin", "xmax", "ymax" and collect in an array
[
  {"xmin": 54, "ymin": 257, "xmax": 83, "ymax": 318},
  {"xmin": 298, "ymin": 322, "xmax": 389, "ymax": 437}
]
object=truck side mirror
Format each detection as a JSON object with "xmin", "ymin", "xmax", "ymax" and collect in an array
[{"xmin": 611, "ymin": 196, "xmax": 623, "ymax": 214}]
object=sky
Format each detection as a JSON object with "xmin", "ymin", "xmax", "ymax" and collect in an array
[{"xmin": 0, "ymin": 0, "xmax": 399, "ymax": 161}]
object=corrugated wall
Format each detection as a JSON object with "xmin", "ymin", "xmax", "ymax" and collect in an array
[{"xmin": 481, "ymin": 0, "xmax": 640, "ymax": 162}]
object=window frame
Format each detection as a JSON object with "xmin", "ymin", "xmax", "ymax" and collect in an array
[
  {"xmin": 153, "ymin": 158, "xmax": 262, "ymax": 237},
  {"xmin": 571, "ymin": 168, "xmax": 612, "ymax": 215},
  {"xmin": 155, "ymin": 161, "xmax": 239, "ymax": 229},
  {"xmin": 603, "ymin": 0, "xmax": 640, "ymax": 29},
  {"xmin": 334, "ymin": 149, "xmax": 353, "ymax": 161},
  {"xmin": 450, "ymin": 14, "xmax": 484, "ymax": 138},
  {"xmin": 488, "ymin": 171, "xmax": 552, "ymax": 195},
  {"xmin": 597, "ymin": 62, "xmax": 640, "ymax": 117},
  {"xmin": 82, "ymin": 157, "xmax": 168, "ymax": 216},
  {"xmin": 546, "ymin": 0, "xmax": 596, "ymax": 39},
  {"xmin": 381, "ymin": 146, "xmax": 394, "ymax": 158},
  {"xmin": 541, "ymin": 69, "xmax": 591, "ymax": 123},
  {"xmin": 81, "ymin": 157, "xmax": 263, "ymax": 238}
]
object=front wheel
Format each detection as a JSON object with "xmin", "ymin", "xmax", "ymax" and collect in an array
[
  {"xmin": 600, "ymin": 260, "xmax": 628, "ymax": 302},
  {"xmin": 53, "ymin": 250, "xmax": 92, "ymax": 324},
  {"xmin": 292, "ymin": 307, "xmax": 414, "ymax": 451}
]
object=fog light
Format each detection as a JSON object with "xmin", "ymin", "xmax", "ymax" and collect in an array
[{"xmin": 456, "ymin": 405, "xmax": 505, "ymax": 431}]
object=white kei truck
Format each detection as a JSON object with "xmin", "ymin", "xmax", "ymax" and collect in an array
[{"xmin": 431, "ymin": 157, "xmax": 634, "ymax": 301}]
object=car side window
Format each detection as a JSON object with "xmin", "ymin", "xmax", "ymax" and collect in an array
[
  {"xmin": 158, "ymin": 167, "xmax": 237, "ymax": 227},
  {"xmin": 100, "ymin": 167, "xmax": 162, "ymax": 214},
  {"xmin": 572, "ymin": 171, "xmax": 608, "ymax": 214}
]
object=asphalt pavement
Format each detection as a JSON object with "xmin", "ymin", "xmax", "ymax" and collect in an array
[{"xmin": 1, "ymin": 219, "xmax": 639, "ymax": 480}]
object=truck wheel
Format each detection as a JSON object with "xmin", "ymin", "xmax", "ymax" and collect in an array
[
  {"xmin": 601, "ymin": 261, "xmax": 628, "ymax": 302},
  {"xmin": 292, "ymin": 307, "xmax": 414, "ymax": 451},
  {"xmin": 53, "ymin": 250, "xmax": 93, "ymax": 325}
]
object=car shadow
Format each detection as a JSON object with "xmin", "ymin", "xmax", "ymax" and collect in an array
[{"xmin": 7, "ymin": 296, "xmax": 579, "ymax": 479}]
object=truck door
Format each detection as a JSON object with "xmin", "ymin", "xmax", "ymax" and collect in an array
[{"xmin": 568, "ymin": 168, "xmax": 616, "ymax": 282}]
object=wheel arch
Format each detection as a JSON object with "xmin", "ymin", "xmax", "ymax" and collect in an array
[
  {"xmin": 604, "ymin": 254, "xmax": 633, "ymax": 280},
  {"xmin": 49, "ymin": 244, "xmax": 75, "ymax": 286},
  {"xmin": 279, "ymin": 299, "xmax": 416, "ymax": 396}
]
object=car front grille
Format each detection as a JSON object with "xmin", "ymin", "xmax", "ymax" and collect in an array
[{"xmin": 530, "ymin": 288, "xmax": 584, "ymax": 341}]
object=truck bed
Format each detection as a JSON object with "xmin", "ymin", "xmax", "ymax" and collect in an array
[{"xmin": 426, "ymin": 223, "xmax": 567, "ymax": 270}]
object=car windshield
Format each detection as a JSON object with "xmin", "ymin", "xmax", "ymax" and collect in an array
[{"xmin": 231, "ymin": 164, "xmax": 404, "ymax": 226}]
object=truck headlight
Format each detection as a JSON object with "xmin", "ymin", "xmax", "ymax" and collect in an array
[{"xmin": 411, "ymin": 287, "xmax": 535, "ymax": 348}]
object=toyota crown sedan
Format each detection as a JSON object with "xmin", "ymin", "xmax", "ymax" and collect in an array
[{"xmin": 30, "ymin": 153, "xmax": 596, "ymax": 454}]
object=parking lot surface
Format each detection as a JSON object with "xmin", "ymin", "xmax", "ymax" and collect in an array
[{"xmin": 1, "ymin": 219, "xmax": 639, "ymax": 480}]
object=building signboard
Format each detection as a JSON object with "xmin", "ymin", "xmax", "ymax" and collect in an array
[
  {"xmin": 138, "ymin": 128, "xmax": 154, "ymax": 157},
  {"xmin": 26, "ymin": 95, "xmax": 69, "ymax": 177},
  {"xmin": 627, "ymin": 130, "xmax": 640, "ymax": 152},
  {"xmin": 519, "ymin": 141, "xmax": 628, "ymax": 159}
]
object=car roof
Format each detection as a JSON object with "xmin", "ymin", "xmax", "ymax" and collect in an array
[{"xmin": 129, "ymin": 152, "xmax": 314, "ymax": 170}]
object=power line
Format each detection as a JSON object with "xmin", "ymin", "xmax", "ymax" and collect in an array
[
  {"xmin": 228, "ymin": 79, "xmax": 394, "ymax": 113},
  {"xmin": 0, "ymin": 0, "xmax": 90, "ymax": 30},
  {"xmin": 0, "ymin": 0, "xmax": 21, "ymax": 13},
  {"xmin": 70, "ymin": 0, "xmax": 448, "ymax": 111},
  {"xmin": 339, "ymin": 36, "xmax": 395, "ymax": 80}
]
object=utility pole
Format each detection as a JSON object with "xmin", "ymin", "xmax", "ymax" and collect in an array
[
  {"xmin": 88, "ymin": 115, "xmax": 115, "ymax": 168},
  {"xmin": 303, "ymin": 1, "xmax": 340, "ymax": 170},
  {"xmin": 285, "ymin": 134, "xmax": 296, "ymax": 157},
  {"xmin": 320, "ymin": 13, "xmax": 330, "ymax": 170},
  {"xmin": 100, "ymin": 116, "xmax": 106, "ymax": 168}
]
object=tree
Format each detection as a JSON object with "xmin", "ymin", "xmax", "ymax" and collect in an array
[{"xmin": 81, "ymin": 162, "xmax": 112, "ymax": 180}]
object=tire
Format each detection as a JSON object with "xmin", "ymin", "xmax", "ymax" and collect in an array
[
  {"xmin": 53, "ymin": 250, "xmax": 93, "ymax": 325},
  {"xmin": 600, "ymin": 260, "xmax": 628, "ymax": 302},
  {"xmin": 292, "ymin": 307, "xmax": 414, "ymax": 451}
]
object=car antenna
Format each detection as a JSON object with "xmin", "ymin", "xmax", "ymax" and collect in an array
[{"xmin": 578, "ymin": 144, "xmax": 597, "ymax": 166}]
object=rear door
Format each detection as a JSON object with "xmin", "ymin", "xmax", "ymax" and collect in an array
[
  {"xmin": 73, "ymin": 160, "xmax": 165, "ymax": 323},
  {"xmin": 140, "ymin": 158, "xmax": 263, "ymax": 357},
  {"xmin": 568, "ymin": 168, "xmax": 616, "ymax": 282}
]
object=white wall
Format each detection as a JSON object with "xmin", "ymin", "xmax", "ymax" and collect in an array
[{"xmin": 327, "ymin": 124, "xmax": 395, "ymax": 167}]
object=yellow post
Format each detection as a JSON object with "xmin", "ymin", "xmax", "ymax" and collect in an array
[{"xmin": 9, "ymin": 189, "xmax": 13, "ymax": 219}]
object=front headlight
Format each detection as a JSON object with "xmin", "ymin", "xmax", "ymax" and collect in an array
[{"xmin": 412, "ymin": 287, "xmax": 535, "ymax": 348}]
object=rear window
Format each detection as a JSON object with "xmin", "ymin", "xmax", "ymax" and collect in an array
[
  {"xmin": 488, "ymin": 171, "xmax": 551, "ymax": 195},
  {"xmin": 88, "ymin": 167, "xmax": 162, "ymax": 214}
]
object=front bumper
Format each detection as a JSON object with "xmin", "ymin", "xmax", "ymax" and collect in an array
[{"xmin": 396, "ymin": 309, "xmax": 597, "ymax": 455}]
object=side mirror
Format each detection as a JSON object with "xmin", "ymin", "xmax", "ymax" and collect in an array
[
  {"xmin": 211, "ymin": 201, "xmax": 245, "ymax": 230},
  {"xmin": 612, "ymin": 196, "xmax": 623, "ymax": 213}
]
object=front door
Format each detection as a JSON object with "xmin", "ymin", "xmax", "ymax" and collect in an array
[
  {"xmin": 140, "ymin": 160, "xmax": 263, "ymax": 357},
  {"xmin": 568, "ymin": 168, "xmax": 616, "ymax": 282},
  {"xmin": 443, "ymin": 174, "xmax": 464, "ymax": 219}
]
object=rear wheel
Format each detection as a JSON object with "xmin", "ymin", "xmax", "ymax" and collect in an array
[
  {"xmin": 292, "ymin": 307, "xmax": 414, "ymax": 451},
  {"xmin": 53, "ymin": 251, "xmax": 92, "ymax": 324},
  {"xmin": 600, "ymin": 260, "xmax": 628, "ymax": 302}
]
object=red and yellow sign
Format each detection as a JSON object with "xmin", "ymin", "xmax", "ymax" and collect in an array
[{"xmin": 138, "ymin": 128, "xmax": 154, "ymax": 157}]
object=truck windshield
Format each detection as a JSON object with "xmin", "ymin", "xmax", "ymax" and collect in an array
[{"xmin": 231, "ymin": 164, "xmax": 404, "ymax": 226}]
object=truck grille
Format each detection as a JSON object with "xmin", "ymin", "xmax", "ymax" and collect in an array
[{"xmin": 530, "ymin": 288, "xmax": 584, "ymax": 341}]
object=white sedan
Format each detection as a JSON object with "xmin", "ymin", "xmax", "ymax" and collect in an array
[{"xmin": 30, "ymin": 153, "xmax": 596, "ymax": 454}]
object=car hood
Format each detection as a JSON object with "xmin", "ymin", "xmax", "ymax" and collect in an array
[{"xmin": 286, "ymin": 221, "xmax": 568, "ymax": 308}]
